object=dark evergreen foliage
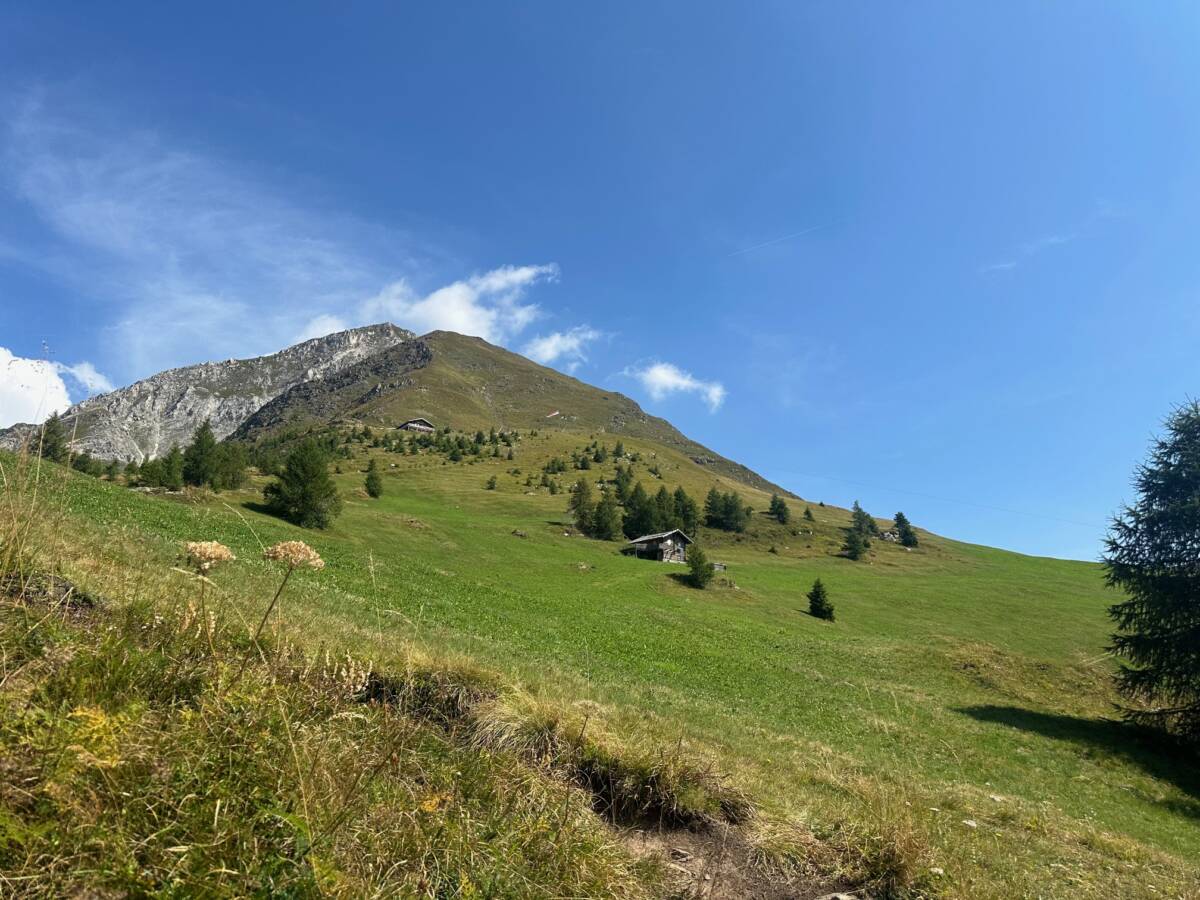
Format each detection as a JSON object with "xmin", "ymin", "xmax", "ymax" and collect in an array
[
  {"xmin": 687, "ymin": 546, "xmax": 715, "ymax": 589},
  {"xmin": 768, "ymin": 494, "xmax": 791, "ymax": 524},
  {"xmin": 39, "ymin": 413, "xmax": 70, "ymax": 463},
  {"xmin": 1105, "ymin": 401, "xmax": 1200, "ymax": 742},
  {"xmin": 568, "ymin": 477, "xmax": 595, "ymax": 536},
  {"xmin": 365, "ymin": 458, "xmax": 384, "ymax": 498},
  {"xmin": 263, "ymin": 439, "xmax": 343, "ymax": 529},
  {"xmin": 894, "ymin": 511, "xmax": 919, "ymax": 548},
  {"xmin": 807, "ymin": 578, "xmax": 834, "ymax": 621}
]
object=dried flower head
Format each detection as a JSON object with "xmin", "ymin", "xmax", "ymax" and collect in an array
[
  {"xmin": 184, "ymin": 540, "xmax": 236, "ymax": 572},
  {"xmin": 263, "ymin": 540, "xmax": 325, "ymax": 570}
]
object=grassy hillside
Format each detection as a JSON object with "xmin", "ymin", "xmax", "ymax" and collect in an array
[
  {"xmin": 10, "ymin": 426, "xmax": 1198, "ymax": 899},
  {"xmin": 236, "ymin": 331, "xmax": 794, "ymax": 496}
]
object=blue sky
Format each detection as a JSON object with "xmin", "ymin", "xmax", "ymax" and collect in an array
[{"xmin": 1, "ymin": 2, "xmax": 1198, "ymax": 560}]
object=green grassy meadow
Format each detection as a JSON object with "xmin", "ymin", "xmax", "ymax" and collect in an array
[{"xmin": 25, "ymin": 430, "xmax": 1200, "ymax": 898}]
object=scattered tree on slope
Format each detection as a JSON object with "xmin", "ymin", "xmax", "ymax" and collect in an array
[{"xmin": 264, "ymin": 439, "xmax": 343, "ymax": 529}]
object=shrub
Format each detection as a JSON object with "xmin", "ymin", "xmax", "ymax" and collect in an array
[
  {"xmin": 687, "ymin": 546, "xmax": 715, "ymax": 589},
  {"xmin": 365, "ymin": 458, "xmax": 384, "ymax": 498}
]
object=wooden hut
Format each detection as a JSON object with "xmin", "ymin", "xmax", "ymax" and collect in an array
[
  {"xmin": 627, "ymin": 528, "xmax": 693, "ymax": 563},
  {"xmin": 398, "ymin": 417, "xmax": 435, "ymax": 433}
]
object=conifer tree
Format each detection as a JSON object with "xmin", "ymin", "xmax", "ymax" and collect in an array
[
  {"xmin": 894, "ymin": 511, "xmax": 919, "ymax": 548},
  {"xmin": 807, "ymin": 578, "xmax": 834, "ymax": 621},
  {"xmin": 804, "ymin": 506, "xmax": 815, "ymax": 522},
  {"xmin": 162, "ymin": 446, "xmax": 185, "ymax": 491},
  {"xmin": 769, "ymin": 494, "xmax": 791, "ymax": 524},
  {"xmin": 674, "ymin": 486, "xmax": 700, "ymax": 536},
  {"xmin": 1106, "ymin": 401, "xmax": 1200, "ymax": 741},
  {"xmin": 264, "ymin": 439, "xmax": 343, "ymax": 529},
  {"xmin": 485, "ymin": 475, "xmax": 498, "ymax": 490},
  {"xmin": 623, "ymin": 482, "xmax": 657, "ymax": 539},
  {"xmin": 704, "ymin": 487, "xmax": 723, "ymax": 528},
  {"xmin": 851, "ymin": 500, "xmax": 876, "ymax": 536},
  {"xmin": 614, "ymin": 441, "xmax": 625, "ymax": 459},
  {"xmin": 842, "ymin": 527, "xmax": 868, "ymax": 561},
  {"xmin": 39, "ymin": 412, "xmax": 68, "ymax": 463},
  {"xmin": 568, "ymin": 477, "xmax": 596, "ymax": 535},
  {"xmin": 654, "ymin": 485, "xmax": 676, "ymax": 532},
  {"xmin": 365, "ymin": 458, "xmax": 384, "ymax": 498},
  {"xmin": 183, "ymin": 420, "xmax": 219, "ymax": 487},
  {"xmin": 687, "ymin": 545, "xmax": 715, "ymax": 588},
  {"xmin": 592, "ymin": 491, "xmax": 624, "ymax": 540}
]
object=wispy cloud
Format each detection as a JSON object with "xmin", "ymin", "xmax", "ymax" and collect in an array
[
  {"xmin": 623, "ymin": 361, "xmax": 726, "ymax": 412},
  {"xmin": 727, "ymin": 223, "xmax": 827, "ymax": 257},
  {"xmin": 522, "ymin": 325, "xmax": 602, "ymax": 373},
  {"xmin": 981, "ymin": 202, "xmax": 1123, "ymax": 274},
  {"xmin": 1, "ymin": 90, "xmax": 566, "ymax": 381}
]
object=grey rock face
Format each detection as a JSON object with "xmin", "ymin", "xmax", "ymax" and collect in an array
[{"xmin": 0, "ymin": 324, "xmax": 412, "ymax": 461}]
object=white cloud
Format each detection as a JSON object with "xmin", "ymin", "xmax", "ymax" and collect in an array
[
  {"xmin": 626, "ymin": 361, "xmax": 726, "ymax": 412},
  {"xmin": 57, "ymin": 360, "xmax": 113, "ymax": 394},
  {"xmin": 522, "ymin": 325, "xmax": 602, "ymax": 373},
  {"xmin": 2, "ymin": 93, "xmax": 562, "ymax": 378},
  {"xmin": 296, "ymin": 313, "xmax": 350, "ymax": 343},
  {"xmin": 362, "ymin": 264, "xmax": 557, "ymax": 344},
  {"xmin": 0, "ymin": 347, "xmax": 71, "ymax": 427}
]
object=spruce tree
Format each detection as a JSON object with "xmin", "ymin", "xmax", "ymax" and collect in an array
[
  {"xmin": 704, "ymin": 487, "xmax": 723, "ymax": 528},
  {"xmin": 212, "ymin": 444, "xmax": 248, "ymax": 491},
  {"xmin": 162, "ymin": 446, "xmax": 185, "ymax": 491},
  {"xmin": 623, "ymin": 482, "xmax": 657, "ymax": 539},
  {"xmin": 592, "ymin": 492, "xmax": 624, "ymax": 540},
  {"xmin": 807, "ymin": 578, "xmax": 834, "ymax": 621},
  {"xmin": 365, "ymin": 458, "xmax": 384, "ymax": 498},
  {"xmin": 804, "ymin": 506, "xmax": 815, "ymax": 522},
  {"xmin": 769, "ymin": 494, "xmax": 791, "ymax": 524},
  {"xmin": 568, "ymin": 477, "xmax": 596, "ymax": 535},
  {"xmin": 485, "ymin": 475, "xmax": 498, "ymax": 490},
  {"xmin": 183, "ymin": 420, "xmax": 219, "ymax": 487},
  {"xmin": 851, "ymin": 501, "xmax": 875, "ymax": 535},
  {"xmin": 687, "ymin": 546, "xmax": 715, "ymax": 588},
  {"xmin": 842, "ymin": 527, "xmax": 868, "ymax": 561},
  {"xmin": 654, "ymin": 485, "xmax": 676, "ymax": 532},
  {"xmin": 894, "ymin": 511, "xmax": 919, "ymax": 548},
  {"xmin": 1106, "ymin": 401, "xmax": 1200, "ymax": 741},
  {"xmin": 264, "ymin": 439, "xmax": 343, "ymax": 528},
  {"xmin": 39, "ymin": 412, "xmax": 68, "ymax": 463},
  {"xmin": 674, "ymin": 486, "xmax": 699, "ymax": 536}
]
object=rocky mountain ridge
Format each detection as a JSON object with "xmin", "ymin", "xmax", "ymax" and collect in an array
[{"xmin": 0, "ymin": 324, "xmax": 413, "ymax": 461}]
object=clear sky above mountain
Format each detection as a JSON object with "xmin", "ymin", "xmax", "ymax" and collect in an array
[{"xmin": 1, "ymin": 2, "xmax": 1197, "ymax": 560}]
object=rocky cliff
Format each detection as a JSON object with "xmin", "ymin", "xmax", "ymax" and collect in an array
[{"xmin": 0, "ymin": 324, "xmax": 413, "ymax": 461}]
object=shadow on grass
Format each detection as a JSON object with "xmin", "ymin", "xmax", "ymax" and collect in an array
[
  {"xmin": 958, "ymin": 705, "xmax": 1200, "ymax": 818},
  {"xmin": 667, "ymin": 572, "xmax": 702, "ymax": 590},
  {"xmin": 241, "ymin": 500, "xmax": 277, "ymax": 518}
]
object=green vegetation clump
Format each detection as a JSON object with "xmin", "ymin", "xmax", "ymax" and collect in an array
[
  {"xmin": 365, "ymin": 458, "xmax": 384, "ymax": 498},
  {"xmin": 264, "ymin": 439, "xmax": 343, "ymax": 528},
  {"xmin": 894, "ymin": 511, "xmax": 918, "ymax": 548},
  {"xmin": 687, "ymin": 546, "xmax": 715, "ymax": 589},
  {"xmin": 768, "ymin": 493, "xmax": 790, "ymax": 524},
  {"xmin": 704, "ymin": 487, "xmax": 749, "ymax": 532},
  {"xmin": 843, "ymin": 501, "xmax": 873, "ymax": 560},
  {"xmin": 1106, "ymin": 400, "xmax": 1200, "ymax": 742},
  {"xmin": 807, "ymin": 578, "xmax": 834, "ymax": 621}
]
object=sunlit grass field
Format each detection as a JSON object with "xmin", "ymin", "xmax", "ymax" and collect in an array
[{"xmin": 42, "ymin": 430, "xmax": 1200, "ymax": 898}]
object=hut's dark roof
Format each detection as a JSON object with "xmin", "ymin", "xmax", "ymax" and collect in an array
[{"xmin": 627, "ymin": 528, "xmax": 694, "ymax": 546}]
